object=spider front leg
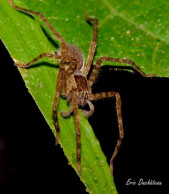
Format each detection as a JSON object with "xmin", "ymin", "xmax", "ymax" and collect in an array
[
  {"xmin": 83, "ymin": 13, "xmax": 98, "ymax": 76},
  {"xmin": 53, "ymin": 68, "xmax": 64, "ymax": 144},
  {"xmin": 90, "ymin": 91, "xmax": 124, "ymax": 175},
  {"xmin": 14, "ymin": 53, "xmax": 61, "ymax": 68},
  {"xmin": 71, "ymin": 89, "xmax": 81, "ymax": 174},
  {"xmin": 61, "ymin": 88, "xmax": 82, "ymax": 174}
]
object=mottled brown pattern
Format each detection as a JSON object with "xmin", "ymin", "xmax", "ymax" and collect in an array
[{"xmin": 9, "ymin": 0, "xmax": 153, "ymax": 175}]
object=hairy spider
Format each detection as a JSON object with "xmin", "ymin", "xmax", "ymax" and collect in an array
[{"xmin": 9, "ymin": 0, "xmax": 152, "ymax": 175}]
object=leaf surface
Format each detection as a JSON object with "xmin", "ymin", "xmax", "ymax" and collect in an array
[{"xmin": 0, "ymin": 0, "xmax": 169, "ymax": 194}]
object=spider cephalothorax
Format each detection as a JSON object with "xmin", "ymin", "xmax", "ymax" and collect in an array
[{"xmin": 9, "ymin": 0, "xmax": 152, "ymax": 175}]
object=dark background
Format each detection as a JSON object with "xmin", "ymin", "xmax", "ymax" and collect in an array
[{"xmin": 0, "ymin": 39, "xmax": 168, "ymax": 193}]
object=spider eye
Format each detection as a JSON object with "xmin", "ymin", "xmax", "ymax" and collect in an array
[{"xmin": 65, "ymin": 60, "xmax": 71, "ymax": 65}]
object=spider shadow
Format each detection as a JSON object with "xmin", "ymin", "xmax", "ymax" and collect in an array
[
  {"xmin": 41, "ymin": 27, "xmax": 60, "ymax": 50},
  {"xmin": 16, "ymin": 9, "xmax": 60, "ymax": 50},
  {"xmin": 25, "ymin": 62, "xmax": 59, "ymax": 69}
]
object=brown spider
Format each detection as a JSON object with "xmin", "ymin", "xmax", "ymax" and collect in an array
[{"xmin": 9, "ymin": 0, "xmax": 153, "ymax": 175}]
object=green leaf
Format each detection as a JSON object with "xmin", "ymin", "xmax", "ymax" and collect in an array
[{"xmin": 0, "ymin": 0, "xmax": 169, "ymax": 194}]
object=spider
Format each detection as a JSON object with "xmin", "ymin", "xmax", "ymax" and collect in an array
[{"xmin": 9, "ymin": 0, "xmax": 153, "ymax": 175}]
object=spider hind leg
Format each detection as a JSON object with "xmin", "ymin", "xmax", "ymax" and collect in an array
[{"xmin": 90, "ymin": 91, "xmax": 124, "ymax": 174}]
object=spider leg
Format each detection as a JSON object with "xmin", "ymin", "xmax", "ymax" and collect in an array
[
  {"xmin": 72, "ymin": 89, "xmax": 81, "ymax": 174},
  {"xmin": 65, "ymin": 59, "xmax": 78, "ymax": 78},
  {"xmin": 89, "ymin": 57, "xmax": 154, "ymax": 87},
  {"xmin": 53, "ymin": 68, "xmax": 64, "ymax": 144},
  {"xmin": 61, "ymin": 89, "xmax": 82, "ymax": 174},
  {"xmin": 81, "ymin": 100, "xmax": 95, "ymax": 118},
  {"xmin": 90, "ymin": 91, "xmax": 124, "ymax": 175},
  {"xmin": 14, "ymin": 53, "xmax": 61, "ymax": 68},
  {"xmin": 83, "ymin": 12, "xmax": 98, "ymax": 76},
  {"xmin": 8, "ymin": 0, "xmax": 67, "ymax": 55}
]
